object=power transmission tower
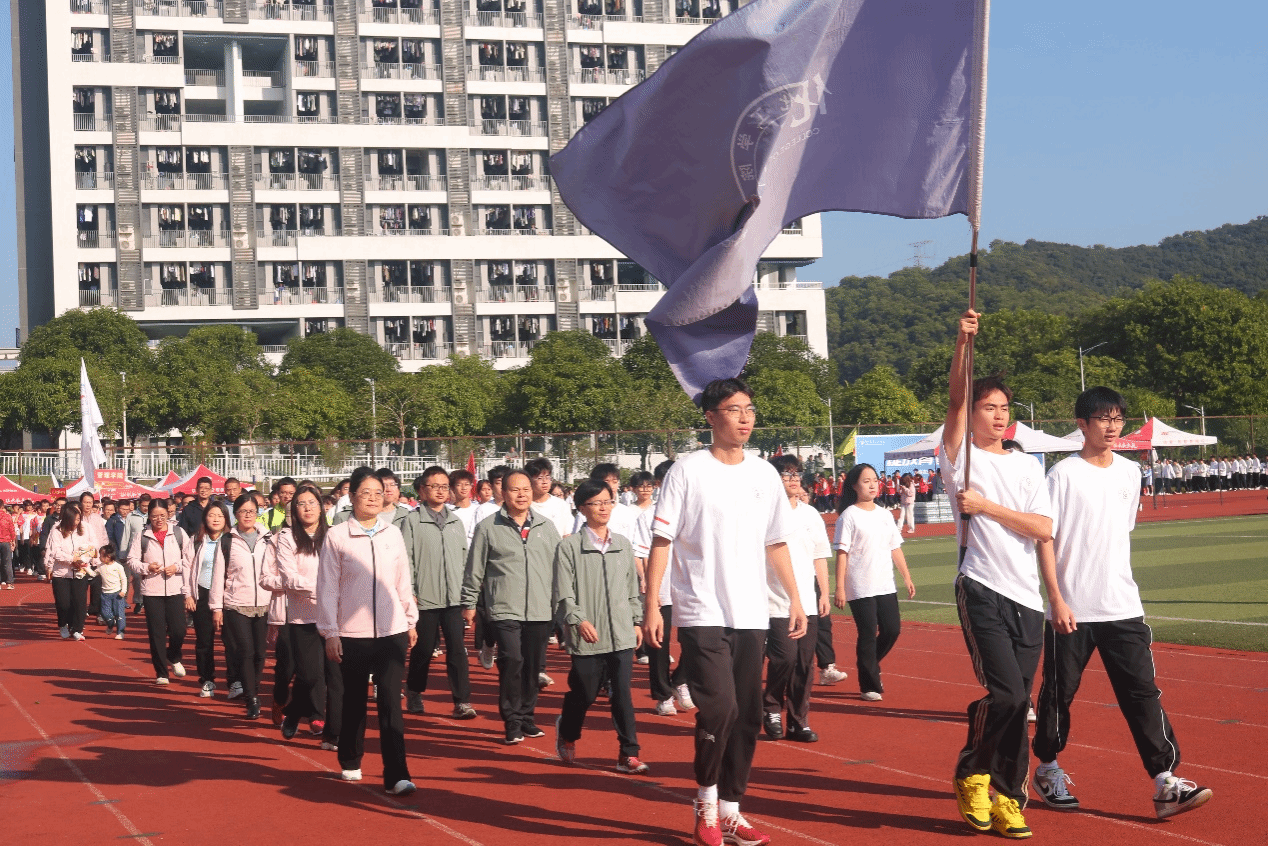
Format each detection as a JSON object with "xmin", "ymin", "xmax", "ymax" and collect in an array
[{"xmin": 910, "ymin": 240, "xmax": 933, "ymax": 269}]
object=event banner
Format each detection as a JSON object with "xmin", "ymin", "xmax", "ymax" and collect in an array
[{"xmin": 855, "ymin": 434, "xmax": 937, "ymax": 475}]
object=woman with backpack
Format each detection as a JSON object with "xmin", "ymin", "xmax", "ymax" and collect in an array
[
  {"xmin": 128, "ymin": 498, "xmax": 189, "ymax": 683},
  {"xmin": 210, "ymin": 494, "xmax": 273, "ymax": 719}
]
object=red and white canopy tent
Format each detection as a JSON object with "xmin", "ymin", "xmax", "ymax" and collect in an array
[
  {"xmin": 157, "ymin": 470, "xmax": 181, "ymax": 489},
  {"xmin": 884, "ymin": 421, "xmax": 1080, "ymax": 463},
  {"xmin": 1062, "ymin": 416, "xmax": 1216, "ymax": 451},
  {"xmin": 158, "ymin": 464, "xmax": 229, "ymax": 495},
  {"xmin": 0, "ymin": 476, "xmax": 51, "ymax": 504},
  {"xmin": 64, "ymin": 475, "xmax": 163, "ymax": 498}
]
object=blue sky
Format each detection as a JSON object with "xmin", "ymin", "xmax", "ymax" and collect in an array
[{"xmin": 1, "ymin": 1, "xmax": 1264, "ymax": 339}]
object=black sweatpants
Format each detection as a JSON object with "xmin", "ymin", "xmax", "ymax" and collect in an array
[
  {"xmin": 764, "ymin": 615, "xmax": 817, "ymax": 729},
  {"xmin": 87, "ymin": 573, "xmax": 103, "ymax": 618},
  {"xmin": 492, "ymin": 619, "xmax": 550, "ymax": 729},
  {"xmin": 679, "ymin": 626, "xmax": 765, "ymax": 802},
  {"xmin": 338, "ymin": 633, "xmax": 410, "ymax": 789},
  {"xmin": 814, "ymin": 582, "xmax": 836, "ymax": 669},
  {"xmin": 52, "ymin": 577, "xmax": 89, "ymax": 634},
  {"xmin": 143, "ymin": 594, "xmax": 187, "ymax": 679},
  {"xmin": 285, "ymin": 622, "xmax": 341, "ymax": 726},
  {"xmin": 647, "ymin": 604, "xmax": 684, "ymax": 701},
  {"xmin": 272, "ymin": 623, "xmax": 294, "ymax": 706},
  {"xmin": 222, "ymin": 610, "xmax": 267, "ymax": 699},
  {"xmin": 849, "ymin": 593, "xmax": 901, "ymax": 695},
  {"xmin": 559, "ymin": 648, "xmax": 639, "ymax": 758},
  {"xmin": 191, "ymin": 591, "xmax": 217, "ymax": 684},
  {"xmin": 407, "ymin": 606, "xmax": 471, "ymax": 703},
  {"xmin": 1033, "ymin": 618, "xmax": 1179, "ymax": 778},
  {"xmin": 954, "ymin": 575, "xmax": 1043, "ymax": 805}
]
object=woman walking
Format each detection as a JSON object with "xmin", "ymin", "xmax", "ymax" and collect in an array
[
  {"xmin": 211, "ymin": 495, "xmax": 273, "ymax": 719},
  {"xmin": 897, "ymin": 473, "xmax": 917, "ymax": 535},
  {"xmin": 182, "ymin": 504, "xmax": 230, "ymax": 698},
  {"xmin": 318, "ymin": 467, "xmax": 418, "ymax": 794},
  {"xmin": 47, "ymin": 503, "xmax": 96, "ymax": 640},
  {"xmin": 128, "ymin": 499, "xmax": 188, "ymax": 683}
]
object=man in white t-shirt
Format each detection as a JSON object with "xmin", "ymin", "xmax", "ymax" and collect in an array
[
  {"xmin": 447, "ymin": 469, "xmax": 480, "ymax": 544},
  {"xmin": 1032, "ymin": 387, "xmax": 1212, "ymax": 820},
  {"xmin": 942, "ymin": 310, "xmax": 1055, "ymax": 840},
  {"xmin": 644, "ymin": 378, "xmax": 806, "ymax": 846},
  {"xmin": 762, "ymin": 455, "xmax": 831, "ymax": 744},
  {"xmin": 526, "ymin": 457, "xmax": 573, "ymax": 538}
]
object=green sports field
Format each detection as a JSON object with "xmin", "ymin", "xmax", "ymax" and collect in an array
[{"xmin": 828, "ymin": 515, "xmax": 1268, "ymax": 653}]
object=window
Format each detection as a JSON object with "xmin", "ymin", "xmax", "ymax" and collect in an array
[
  {"xmin": 297, "ymin": 93, "xmax": 320, "ymax": 117},
  {"xmin": 186, "ymin": 148, "xmax": 212, "ymax": 174},
  {"xmin": 478, "ymin": 42, "xmax": 503, "ymax": 66},
  {"xmin": 482, "ymin": 151, "xmax": 507, "ymax": 175},
  {"xmin": 269, "ymin": 149, "xmax": 295, "ymax": 173},
  {"xmin": 480, "ymin": 96, "xmax": 506, "ymax": 121},
  {"xmin": 154, "ymin": 90, "xmax": 181, "ymax": 115},
  {"xmin": 73, "ymin": 88, "xmax": 95, "ymax": 114},
  {"xmin": 404, "ymin": 94, "xmax": 427, "ymax": 120},
  {"xmin": 376, "ymin": 94, "xmax": 401, "ymax": 119},
  {"xmin": 71, "ymin": 30, "xmax": 94, "ymax": 56},
  {"xmin": 297, "ymin": 149, "xmax": 328, "ymax": 174},
  {"xmin": 407, "ymin": 206, "xmax": 431, "ymax": 230},
  {"xmin": 153, "ymin": 32, "xmax": 179, "ymax": 57}
]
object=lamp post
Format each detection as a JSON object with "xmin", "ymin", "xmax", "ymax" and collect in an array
[
  {"xmin": 1183, "ymin": 403, "xmax": 1206, "ymax": 456},
  {"xmin": 1013, "ymin": 400, "xmax": 1035, "ymax": 429},
  {"xmin": 1078, "ymin": 341, "xmax": 1108, "ymax": 392},
  {"xmin": 365, "ymin": 377, "xmax": 377, "ymax": 463},
  {"xmin": 822, "ymin": 396, "xmax": 835, "ymax": 477},
  {"xmin": 119, "ymin": 371, "xmax": 127, "ymax": 471}
]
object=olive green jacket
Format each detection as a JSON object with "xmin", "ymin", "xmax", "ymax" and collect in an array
[
  {"xmin": 553, "ymin": 530, "xmax": 642, "ymax": 656},
  {"xmin": 402, "ymin": 505, "xmax": 468, "ymax": 610},
  {"xmin": 462, "ymin": 506, "xmax": 560, "ymax": 622}
]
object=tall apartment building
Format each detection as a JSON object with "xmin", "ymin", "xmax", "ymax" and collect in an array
[{"xmin": 14, "ymin": 0, "xmax": 826, "ymax": 370}]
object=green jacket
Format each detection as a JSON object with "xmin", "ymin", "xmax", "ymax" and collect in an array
[
  {"xmin": 333, "ymin": 504, "xmax": 410, "ymax": 531},
  {"xmin": 553, "ymin": 530, "xmax": 643, "ymax": 656},
  {"xmin": 462, "ymin": 506, "xmax": 560, "ymax": 622},
  {"xmin": 402, "ymin": 505, "xmax": 468, "ymax": 610}
]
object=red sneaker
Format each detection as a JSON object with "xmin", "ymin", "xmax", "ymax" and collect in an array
[
  {"xmin": 693, "ymin": 800, "xmax": 722, "ymax": 846},
  {"xmin": 722, "ymin": 812, "xmax": 771, "ymax": 846},
  {"xmin": 616, "ymin": 755, "xmax": 649, "ymax": 774}
]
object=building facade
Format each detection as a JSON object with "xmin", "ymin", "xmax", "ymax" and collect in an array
[{"xmin": 15, "ymin": 0, "xmax": 825, "ymax": 370}]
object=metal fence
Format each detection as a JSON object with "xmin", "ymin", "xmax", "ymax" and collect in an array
[{"xmin": 5, "ymin": 416, "xmax": 1263, "ymax": 488}]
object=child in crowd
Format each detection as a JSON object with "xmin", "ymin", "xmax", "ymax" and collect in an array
[{"xmin": 97, "ymin": 544, "xmax": 128, "ymax": 639}]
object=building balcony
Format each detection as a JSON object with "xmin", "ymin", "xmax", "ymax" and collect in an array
[
  {"xmin": 78, "ymin": 288, "xmax": 117, "ymax": 307},
  {"xmin": 71, "ymin": 51, "xmax": 111, "ymax": 63},
  {"xmin": 476, "ymin": 283, "xmax": 555, "ymax": 303},
  {"xmin": 367, "ymin": 174, "xmax": 448, "ymax": 191},
  {"xmin": 144, "ymin": 230, "xmax": 230, "ymax": 248},
  {"xmin": 76, "ymin": 231, "xmax": 116, "ymax": 249},
  {"xmin": 242, "ymin": 70, "xmax": 284, "ymax": 88},
  {"xmin": 73, "ymin": 114, "xmax": 112, "ymax": 131},
  {"xmin": 145, "ymin": 287, "xmax": 232, "ymax": 307},
  {"xmin": 369, "ymin": 285, "xmax": 452, "ymax": 304},
  {"xmin": 363, "ymin": 62, "xmax": 443, "ymax": 81},
  {"xmin": 71, "ymin": 0, "xmax": 109, "ymax": 13},
  {"xmin": 571, "ymin": 68, "xmax": 646, "ymax": 86},
  {"xmin": 383, "ymin": 341, "xmax": 452, "ymax": 360},
  {"xmin": 245, "ymin": 114, "xmax": 338, "ymax": 124},
  {"xmin": 476, "ymin": 227, "xmax": 551, "ymax": 236},
  {"xmin": 478, "ymin": 341, "xmax": 536, "ymax": 360},
  {"xmin": 359, "ymin": 3, "xmax": 438, "ymax": 25},
  {"xmin": 75, "ymin": 172, "xmax": 116, "ymax": 190},
  {"xmin": 464, "ymin": 11, "xmax": 543, "ymax": 28},
  {"xmin": 249, "ymin": 1, "xmax": 334, "ymax": 22},
  {"xmin": 255, "ymin": 173, "xmax": 339, "ymax": 190},
  {"xmin": 143, "ymin": 173, "xmax": 229, "ymax": 191},
  {"xmin": 134, "ymin": 0, "xmax": 225, "ymax": 17},
  {"xmin": 293, "ymin": 60, "xmax": 335, "ymax": 79},
  {"xmin": 470, "ymin": 119, "xmax": 548, "ymax": 137},
  {"xmin": 140, "ymin": 114, "xmax": 186, "ymax": 132},
  {"xmin": 364, "ymin": 114, "xmax": 444, "ymax": 126},
  {"xmin": 185, "ymin": 68, "xmax": 227, "ymax": 87},
  {"xmin": 260, "ymin": 285, "xmax": 345, "ymax": 305},
  {"xmin": 370, "ymin": 226, "xmax": 453, "ymax": 237},
  {"xmin": 468, "ymin": 65, "xmax": 546, "ymax": 83},
  {"xmin": 471, "ymin": 174, "xmax": 551, "ymax": 191}
]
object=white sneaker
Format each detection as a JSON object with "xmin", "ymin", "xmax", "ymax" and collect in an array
[
  {"xmin": 171, "ymin": 662, "xmax": 187, "ymax": 678},
  {"xmin": 1153, "ymin": 775, "xmax": 1213, "ymax": 819},
  {"xmin": 673, "ymin": 683, "xmax": 695, "ymax": 712},
  {"xmin": 548, "ymin": 635, "xmax": 558, "ymax": 645},
  {"xmin": 478, "ymin": 645, "xmax": 495, "ymax": 669},
  {"xmin": 654, "ymin": 698, "xmax": 677, "ymax": 716},
  {"xmin": 1032, "ymin": 764, "xmax": 1079, "ymax": 808},
  {"xmin": 538, "ymin": 672, "xmax": 553, "ymax": 688},
  {"xmin": 199, "ymin": 681, "xmax": 215, "ymax": 698},
  {"xmin": 861, "ymin": 691, "xmax": 883, "ymax": 701},
  {"xmin": 72, "ymin": 632, "xmax": 85, "ymax": 641},
  {"xmin": 819, "ymin": 664, "xmax": 848, "ymax": 685},
  {"xmin": 155, "ymin": 677, "xmax": 169, "ymax": 685},
  {"xmin": 387, "ymin": 779, "xmax": 416, "ymax": 796},
  {"xmin": 114, "ymin": 633, "xmax": 124, "ymax": 640},
  {"xmin": 636, "ymin": 654, "xmax": 649, "ymax": 664},
  {"xmin": 341, "ymin": 768, "xmax": 362, "ymax": 782},
  {"xmin": 59, "ymin": 625, "xmax": 70, "ymax": 639},
  {"xmin": 432, "ymin": 647, "xmax": 443, "ymax": 658},
  {"xmin": 1027, "ymin": 706, "xmax": 1037, "ymax": 722}
]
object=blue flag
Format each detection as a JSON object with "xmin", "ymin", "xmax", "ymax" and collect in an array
[{"xmin": 551, "ymin": 0, "xmax": 989, "ymax": 402}]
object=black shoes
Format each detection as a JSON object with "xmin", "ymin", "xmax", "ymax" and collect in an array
[{"xmin": 245, "ymin": 697, "xmax": 261, "ymax": 720}]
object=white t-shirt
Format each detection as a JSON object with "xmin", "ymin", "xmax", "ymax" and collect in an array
[
  {"xmin": 833, "ymin": 503, "xmax": 903, "ymax": 601},
  {"xmin": 940, "ymin": 441, "xmax": 1053, "ymax": 612},
  {"xmin": 768, "ymin": 500, "xmax": 828, "ymax": 618},
  {"xmin": 473, "ymin": 499, "xmax": 500, "ymax": 526},
  {"xmin": 631, "ymin": 506, "xmax": 674, "ymax": 607},
  {"xmin": 1046, "ymin": 453, "xmax": 1145, "ymax": 622},
  {"xmin": 448, "ymin": 503, "xmax": 480, "ymax": 544},
  {"xmin": 531, "ymin": 495, "xmax": 574, "ymax": 537},
  {"xmin": 652, "ymin": 449, "xmax": 795, "ymax": 629}
]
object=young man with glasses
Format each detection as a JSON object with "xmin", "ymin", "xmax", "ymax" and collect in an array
[
  {"xmin": 526, "ymin": 458, "xmax": 573, "ymax": 538},
  {"xmin": 1031, "ymin": 387, "xmax": 1212, "ymax": 820},
  {"xmin": 644, "ymin": 377, "xmax": 806, "ymax": 846}
]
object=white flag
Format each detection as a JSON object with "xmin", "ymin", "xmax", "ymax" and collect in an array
[{"xmin": 80, "ymin": 359, "xmax": 107, "ymax": 490}]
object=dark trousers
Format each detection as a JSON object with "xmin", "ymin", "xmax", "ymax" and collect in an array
[
  {"xmin": 0, "ymin": 542, "xmax": 13, "ymax": 584},
  {"xmin": 679, "ymin": 626, "xmax": 765, "ymax": 802},
  {"xmin": 849, "ymin": 593, "xmax": 902, "ymax": 694},
  {"xmin": 191, "ymin": 592, "xmax": 217, "ymax": 684},
  {"xmin": 559, "ymin": 648, "xmax": 639, "ymax": 757},
  {"xmin": 338, "ymin": 633, "xmax": 410, "ymax": 789},
  {"xmin": 763, "ymin": 616, "xmax": 817, "ymax": 729},
  {"xmin": 285, "ymin": 623, "xmax": 339, "ymax": 725},
  {"xmin": 492, "ymin": 619, "xmax": 550, "ymax": 728},
  {"xmin": 272, "ymin": 623, "xmax": 294, "ymax": 705},
  {"xmin": 1033, "ymin": 618, "xmax": 1179, "ymax": 778},
  {"xmin": 87, "ymin": 573, "xmax": 103, "ymax": 618},
  {"xmin": 223, "ymin": 610, "xmax": 267, "ymax": 699},
  {"xmin": 954, "ymin": 575, "xmax": 1043, "ymax": 805},
  {"xmin": 407, "ymin": 606, "xmax": 471, "ymax": 703},
  {"xmin": 814, "ymin": 582, "xmax": 836, "ymax": 669},
  {"xmin": 473, "ymin": 602, "xmax": 497, "ymax": 649},
  {"xmin": 647, "ymin": 604, "xmax": 684, "ymax": 701},
  {"xmin": 52, "ymin": 577, "xmax": 90, "ymax": 634},
  {"xmin": 142, "ymin": 594, "xmax": 187, "ymax": 679}
]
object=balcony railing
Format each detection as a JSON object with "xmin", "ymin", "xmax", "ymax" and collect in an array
[
  {"xmin": 370, "ymin": 285, "xmax": 452, "ymax": 304},
  {"xmin": 249, "ymin": 1, "xmax": 334, "ymax": 21},
  {"xmin": 383, "ymin": 341, "xmax": 453, "ymax": 361},
  {"xmin": 71, "ymin": 0, "xmax": 109, "ymax": 12},
  {"xmin": 242, "ymin": 70, "xmax": 283, "ymax": 87},
  {"xmin": 143, "ymin": 230, "xmax": 229, "ymax": 248},
  {"xmin": 571, "ymin": 68, "xmax": 646, "ymax": 86},
  {"xmin": 365, "ymin": 114, "xmax": 443, "ymax": 126},
  {"xmin": 185, "ymin": 68, "xmax": 226, "ymax": 86},
  {"xmin": 478, "ymin": 341, "xmax": 536, "ymax": 360},
  {"xmin": 293, "ymin": 60, "xmax": 335, "ymax": 78},
  {"xmin": 257, "ymin": 228, "xmax": 297, "ymax": 246},
  {"xmin": 364, "ymin": 62, "xmax": 443, "ymax": 82},
  {"xmin": 359, "ymin": 3, "xmax": 437, "ymax": 24},
  {"xmin": 476, "ymin": 227, "xmax": 551, "ymax": 236},
  {"xmin": 244, "ymin": 114, "xmax": 338, "ymax": 124},
  {"xmin": 134, "ymin": 0, "xmax": 225, "ymax": 16},
  {"xmin": 473, "ymin": 119, "xmax": 548, "ymax": 137},
  {"xmin": 471, "ymin": 174, "xmax": 551, "ymax": 191},
  {"xmin": 143, "ymin": 173, "xmax": 228, "ymax": 190},
  {"xmin": 367, "ymin": 174, "xmax": 448, "ymax": 191},
  {"xmin": 371, "ymin": 226, "xmax": 451, "ymax": 236},
  {"xmin": 140, "ymin": 115, "xmax": 183, "ymax": 131},
  {"xmin": 298, "ymin": 173, "xmax": 337, "ymax": 190},
  {"xmin": 71, "ymin": 51, "xmax": 110, "ymax": 63},
  {"xmin": 578, "ymin": 285, "xmax": 615, "ymax": 301},
  {"xmin": 76, "ymin": 231, "xmax": 116, "ymax": 249},
  {"xmin": 73, "ymin": 115, "xmax": 112, "ymax": 131},
  {"xmin": 75, "ymin": 172, "xmax": 115, "ymax": 190},
  {"xmin": 464, "ymin": 11, "xmax": 543, "ymax": 28},
  {"xmin": 145, "ymin": 287, "xmax": 232, "ymax": 307},
  {"xmin": 78, "ymin": 288, "xmax": 116, "ymax": 307},
  {"xmin": 468, "ymin": 65, "xmax": 546, "ymax": 83},
  {"xmin": 402, "ymin": 63, "xmax": 443, "ymax": 80},
  {"xmin": 262, "ymin": 286, "xmax": 345, "ymax": 305},
  {"xmin": 476, "ymin": 284, "xmax": 555, "ymax": 303}
]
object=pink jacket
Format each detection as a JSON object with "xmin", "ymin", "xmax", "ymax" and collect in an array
[
  {"xmin": 209, "ymin": 527, "xmax": 275, "ymax": 611},
  {"xmin": 317, "ymin": 517, "xmax": 417, "ymax": 640},
  {"xmin": 45, "ymin": 527, "xmax": 95, "ymax": 579},
  {"xmin": 81, "ymin": 512, "xmax": 109, "ymax": 549},
  {"xmin": 266, "ymin": 528, "xmax": 320, "ymax": 625},
  {"xmin": 127, "ymin": 526, "xmax": 186, "ymax": 597}
]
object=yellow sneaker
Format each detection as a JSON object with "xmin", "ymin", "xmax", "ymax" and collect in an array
[
  {"xmin": 990, "ymin": 794, "xmax": 1033, "ymax": 839},
  {"xmin": 953, "ymin": 774, "xmax": 992, "ymax": 831}
]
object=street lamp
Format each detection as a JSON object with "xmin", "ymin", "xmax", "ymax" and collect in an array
[
  {"xmin": 1013, "ymin": 400, "xmax": 1035, "ymax": 428},
  {"xmin": 821, "ymin": 396, "xmax": 835, "ymax": 477},
  {"xmin": 119, "ymin": 371, "xmax": 127, "ymax": 469},
  {"xmin": 1078, "ymin": 341, "xmax": 1108, "ymax": 392},
  {"xmin": 365, "ymin": 377, "xmax": 377, "ymax": 462},
  {"xmin": 1182, "ymin": 403, "xmax": 1207, "ymax": 457}
]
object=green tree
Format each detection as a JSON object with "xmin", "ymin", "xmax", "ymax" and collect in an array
[
  {"xmin": 508, "ymin": 331, "xmax": 628, "ymax": 433},
  {"xmin": 266, "ymin": 368, "xmax": 357, "ymax": 442},
  {"xmin": 7, "ymin": 357, "xmax": 80, "ymax": 444},
  {"xmin": 20, "ymin": 308, "xmax": 151, "ymax": 377},
  {"xmin": 840, "ymin": 365, "xmax": 928, "ymax": 425},
  {"xmin": 153, "ymin": 326, "xmax": 267, "ymax": 442},
  {"xmin": 617, "ymin": 334, "xmax": 701, "ymax": 461},
  {"xmin": 414, "ymin": 355, "xmax": 507, "ymax": 438},
  {"xmin": 280, "ymin": 328, "xmax": 398, "ymax": 386}
]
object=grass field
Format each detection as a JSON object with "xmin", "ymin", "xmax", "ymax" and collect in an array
[{"xmin": 828, "ymin": 514, "xmax": 1268, "ymax": 653}]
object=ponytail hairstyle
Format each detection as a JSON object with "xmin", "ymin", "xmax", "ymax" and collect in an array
[{"xmin": 838, "ymin": 463, "xmax": 879, "ymax": 512}]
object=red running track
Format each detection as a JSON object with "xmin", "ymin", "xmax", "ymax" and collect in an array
[{"xmin": 1, "ymin": 581, "xmax": 1264, "ymax": 845}]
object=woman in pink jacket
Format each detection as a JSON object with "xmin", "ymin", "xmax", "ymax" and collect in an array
[
  {"xmin": 211, "ymin": 494, "xmax": 273, "ymax": 720},
  {"xmin": 318, "ymin": 467, "xmax": 418, "ymax": 795},
  {"xmin": 127, "ymin": 499, "xmax": 188, "ymax": 683},
  {"xmin": 46, "ymin": 502, "xmax": 97, "ymax": 640}
]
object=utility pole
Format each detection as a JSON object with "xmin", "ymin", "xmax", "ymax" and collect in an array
[
  {"xmin": 1078, "ymin": 341, "xmax": 1108, "ymax": 392},
  {"xmin": 365, "ymin": 377, "xmax": 377, "ymax": 463},
  {"xmin": 120, "ymin": 371, "xmax": 127, "ymax": 471}
]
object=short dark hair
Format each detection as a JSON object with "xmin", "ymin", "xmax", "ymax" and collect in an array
[
  {"xmin": 701, "ymin": 377, "xmax": 752, "ymax": 413},
  {"xmin": 419, "ymin": 465, "xmax": 448, "ymax": 487},
  {"xmin": 276, "ymin": 476, "xmax": 298, "ymax": 490},
  {"xmin": 653, "ymin": 460, "xmax": 674, "ymax": 483},
  {"xmin": 225, "ymin": 477, "xmax": 241, "ymax": 486},
  {"xmin": 196, "ymin": 476, "xmax": 212, "ymax": 489},
  {"xmin": 375, "ymin": 467, "xmax": 399, "ymax": 486},
  {"xmin": 589, "ymin": 463, "xmax": 620, "ymax": 481},
  {"xmin": 99, "ymin": 543, "xmax": 116, "ymax": 559},
  {"xmin": 525, "ymin": 457, "xmax": 553, "ymax": 478},
  {"xmin": 449, "ymin": 469, "xmax": 474, "ymax": 487},
  {"xmin": 487, "ymin": 465, "xmax": 510, "ymax": 484},
  {"xmin": 348, "ymin": 466, "xmax": 380, "ymax": 498},
  {"xmin": 838, "ymin": 463, "xmax": 878, "ymax": 511},
  {"xmin": 769, "ymin": 454, "xmax": 803, "ymax": 476},
  {"xmin": 573, "ymin": 479, "xmax": 611, "ymax": 508},
  {"xmin": 630, "ymin": 470, "xmax": 654, "ymax": 488},
  {"xmin": 972, "ymin": 376, "xmax": 1013, "ymax": 407},
  {"xmin": 233, "ymin": 493, "xmax": 257, "ymax": 514},
  {"xmin": 1075, "ymin": 386, "xmax": 1127, "ymax": 421}
]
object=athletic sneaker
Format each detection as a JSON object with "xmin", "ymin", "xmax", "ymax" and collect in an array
[
  {"xmin": 452, "ymin": 703, "xmax": 477, "ymax": 720},
  {"xmin": 59, "ymin": 625, "xmax": 70, "ymax": 639},
  {"xmin": 548, "ymin": 634, "xmax": 558, "ymax": 645},
  {"xmin": 655, "ymin": 698, "xmax": 678, "ymax": 716},
  {"xmin": 504, "ymin": 726, "xmax": 525, "ymax": 745},
  {"xmin": 636, "ymin": 654, "xmax": 649, "ymax": 664},
  {"xmin": 227, "ymin": 681, "xmax": 244, "ymax": 700},
  {"xmin": 674, "ymin": 683, "xmax": 696, "ymax": 711},
  {"xmin": 171, "ymin": 662, "xmax": 186, "ymax": 678},
  {"xmin": 114, "ymin": 633, "xmax": 124, "ymax": 640},
  {"xmin": 617, "ymin": 755, "xmax": 649, "ymax": 774},
  {"xmin": 693, "ymin": 799, "xmax": 722, "ymax": 846},
  {"xmin": 521, "ymin": 721, "xmax": 545, "ymax": 739},
  {"xmin": 387, "ymin": 780, "xmax": 416, "ymax": 796},
  {"xmin": 721, "ymin": 811, "xmax": 771, "ymax": 846},
  {"xmin": 953, "ymin": 774, "xmax": 992, "ymax": 831},
  {"xmin": 341, "ymin": 768, "xmax": 362, "ymax": 782},
  {"xmin": 818, "ymin": 664, "xmax": 848, "ymax": 685},
  {"xmin": 320, "ymin": 741, "xmax": 338, "ymax": 751},
  {"xmin": 989, "ymin": 794, "xmax": 1032, "ymax": 839},
  {"xmin": 762, "ymin": 712, "xmax": 784, "ymax": 740},
  {"xmin": 72, "ymin": 632, "xmax": 85, "ymax": 641},
  {"xmin": 155, "ymin": 677, "xmax": 170, "ymax": 685},
  {"xmin": 199, "ymin": 681, "xmax": 215, "ymax": 698},
  {"xmin": 1153, "ymin": 776, "xmax": 1213, "ymax": 819},
  {"xmin": 538, "ymin": 672, "xmax": 553, "ymax": 688},
  {"xmin": 860, "ymin": 691, "xmax": 883, "ymax": 702},
  {"xmin": 310, "ymin": 720, "xmax": 325, "ymax": 735},
  {"xmin": 281, "ymin": 716, "xmax": 300, "ymax": 740},
  {"xmin": 432, "ymin": 646, "xmax": 443, "ymax": 658},
  {"xmin": 1032, "ymin": 765, "xmax": 1079, "ymax": 808},
  {"xmin": 478, "ymin": 645, "xmax": 495, "ymax": 669},
  {"xmin": 1027, "ymin": 706, "xmax": 1036, "ymax": 722},
  {"xmin": 555, "ymin": 716, "xmax": 575, "ymax": 763},
  {"xmin": 406, "ymin": 692, "xmax": 425, "ymax": 714}
]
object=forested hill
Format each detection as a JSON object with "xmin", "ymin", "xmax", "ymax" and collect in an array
[{"xmin": 824, "ymin": 215, "xmax": 1268, "ymax": 382}]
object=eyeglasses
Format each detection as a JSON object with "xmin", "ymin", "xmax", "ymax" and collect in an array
[
  {"xmin": 634, "ymin": 483, "xmax": 654, "ymax": 489},
  {"xmin": 779, "ymin": 472, "xmax": 800, "ymax": 480},
  {"xmin": 1090, "ymin": 416, "xmax": 1126, "ymax": 426},
  {"xmin": 580, "ymin": 499, "xmax": 614, "ymax": 509},
  {"xmin": 424, "ymin": 483, "xmax": 450, "ymax": 491},
  {"xmin": 714, "ymin": 404, "xmax": 757, "ymax": 418},
  {"xmin": 355, "ymin": 490, "xmax": 384, "ymax": 500}
]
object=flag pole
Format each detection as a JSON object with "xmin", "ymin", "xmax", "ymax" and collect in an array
[{"xmin": 960, "ymin": 0, "xmax": 990, "ymax": 563}]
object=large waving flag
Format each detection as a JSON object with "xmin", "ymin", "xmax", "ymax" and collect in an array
[
  {"xmin": 551, "ymin": 0, "xmax": 989, "ymax": 401},
  {"xmin": 79, "ymin": 359, "xmax": 108, "ymax": 491}
]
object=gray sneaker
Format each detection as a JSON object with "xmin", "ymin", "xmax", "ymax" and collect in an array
[
  {"xmin": 1032, "ymin": 765, "xmax": 1079, "ymax": 808},
  {"xmin": 452, "ymin": 702, "xmax": 477, "ymax": 720},
  {"xmin": 406, "ymin": 692, "xmax": 425, "ymax": 714},
  {"xmin": 199, "ymin": 681, "xmax": 215, "ymax": 698},
  {"xmin": 227, "ymin": 681, "xmax": 244, "ymax": 700}
]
